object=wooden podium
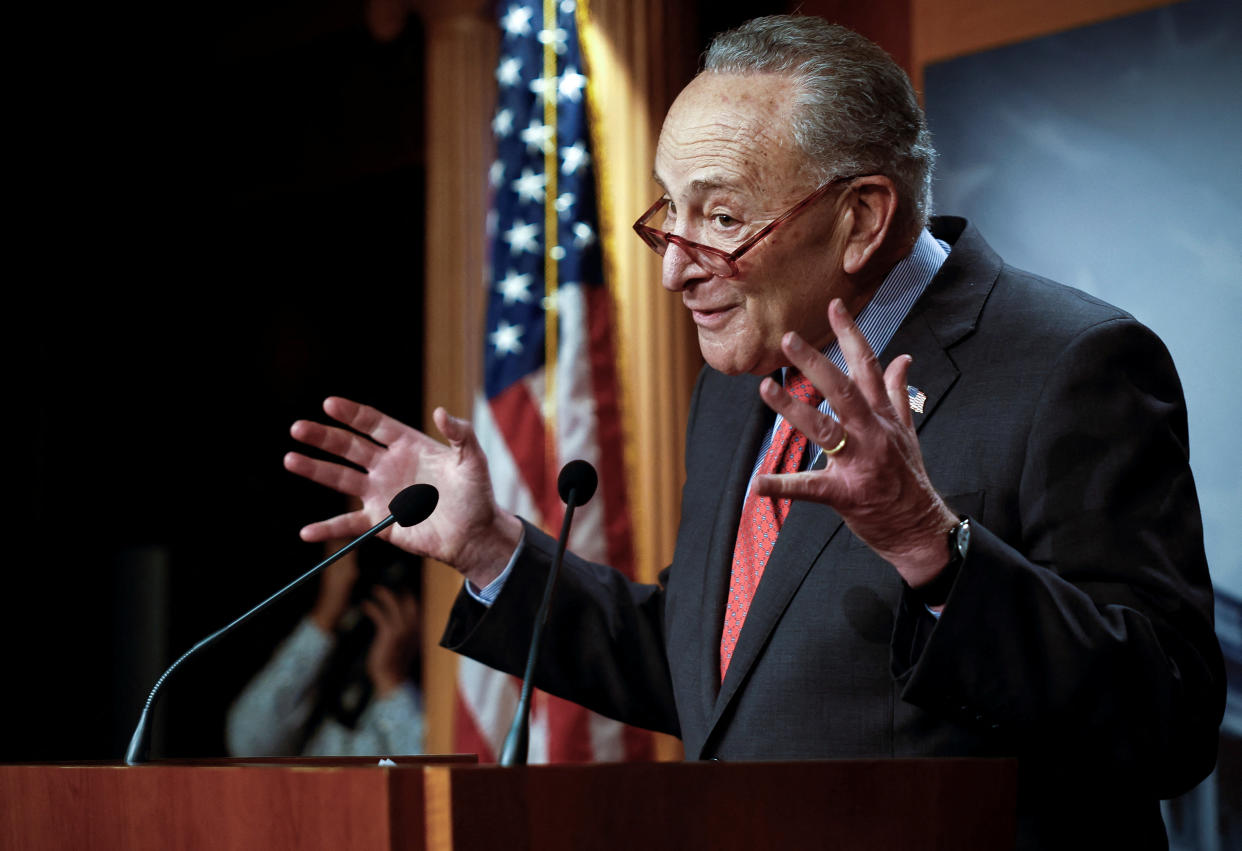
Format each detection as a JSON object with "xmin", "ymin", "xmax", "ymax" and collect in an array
[{"xmin": 1, "ymin": 757, "xmax": 1016, "ymax": 850}]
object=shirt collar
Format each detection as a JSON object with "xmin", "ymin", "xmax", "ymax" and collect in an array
[{"xmin": 784, "ymin": 226, "xmax": 949, "ymax": 385}]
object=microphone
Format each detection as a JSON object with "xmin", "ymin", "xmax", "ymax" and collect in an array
[
  {"xmin": 499, "ymin": 460, "xmax": 597, "ymax": 766},
  {"xmin": 125, "ymin": 483, "xmax": 439, "ymax": 765}
]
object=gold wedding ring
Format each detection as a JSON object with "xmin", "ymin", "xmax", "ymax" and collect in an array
[{"xmin": 824, "ymin": 432, "xmax": 848, "ymax": 456}]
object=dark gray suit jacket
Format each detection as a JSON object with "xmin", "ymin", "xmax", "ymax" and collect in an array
[{"xmin": 443, "ymin": 219, "xmax": 1224, "ymax": 848}]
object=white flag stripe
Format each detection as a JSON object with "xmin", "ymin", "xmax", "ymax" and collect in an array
[
  {"xmin": 555, "ymin": 284, "xmax": 608, "ymax": 562},
  {"xmin": 457, "ymin": 656, "xmax": 520, "ymax": 759},
  {"xmin": 473, "ymin": 389, "xmax": 542, "ymax": 527}
]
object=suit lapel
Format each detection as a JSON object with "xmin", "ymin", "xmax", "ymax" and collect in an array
[
  {"xmin": 692, "ymin": 373, "xmax": 771, "ymax": 719},
  {"xmin": 711, "ymin": 496, "xmax": 846, "ymax": 725},
  {"xmin": 884, "ymin": 218, "xmax": 1002, "ymax": 429},
  {"xmin": 882, "ymin": 310, "xmax": 959, "ymax": 429}
]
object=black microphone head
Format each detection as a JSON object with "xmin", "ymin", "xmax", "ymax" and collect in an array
[
  {"xmin": 556, "ymin": 460, "xmax": 598, "ymax": 505},
  {"xmin": 388, "ymin": 484, "xmax": 439, "ymax": 527}
]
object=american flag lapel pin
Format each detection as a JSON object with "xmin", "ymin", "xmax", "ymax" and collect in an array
[{"xmin": 907, "ymin": 385, "xmax": 927, "ymax": 414}]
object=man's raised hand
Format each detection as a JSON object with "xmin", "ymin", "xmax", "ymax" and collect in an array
[
  {"xmin": 284, "ymin": 397, "xmax": 521, "ymax": 588},
  {"xmin": 752, "ymin": 299, "xmax": 957, "ymax": 587}
]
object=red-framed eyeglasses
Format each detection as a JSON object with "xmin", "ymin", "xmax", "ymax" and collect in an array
[{"xmin": 632, "ymin": 174, "xmax": 863, "ymax": 278}]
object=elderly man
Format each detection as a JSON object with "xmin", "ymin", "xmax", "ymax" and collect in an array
[{"xmin": 285, "ymin": 16, "xmax": 1223, "ymax": 848}]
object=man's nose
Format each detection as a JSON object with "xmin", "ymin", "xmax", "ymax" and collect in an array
[{"xmin": 662, "ymin": 241, "xmax": 709, "ymax": 292}]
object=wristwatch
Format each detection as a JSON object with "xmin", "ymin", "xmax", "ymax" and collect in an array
[{"xmin": 913, "ymin": 516, "xmax": 970, "ymax": 607}]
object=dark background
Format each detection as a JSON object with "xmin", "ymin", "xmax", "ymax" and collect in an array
[{"xmin": 13, "ymin": 0, "xmax": 429, "ymax": 760}]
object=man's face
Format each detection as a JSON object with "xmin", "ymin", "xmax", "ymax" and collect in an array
[{"xmin": 654, "ymin": 72, "xmax": 848, "ymax": 376}]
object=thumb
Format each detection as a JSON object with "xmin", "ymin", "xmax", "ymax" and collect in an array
[
  {"xmin": 433, "ymin": 407, "xmax": 486, "ymax": 461},
  {"xmin": 433, "ymin": 407, "xmax": 470, "ymax": 444}
]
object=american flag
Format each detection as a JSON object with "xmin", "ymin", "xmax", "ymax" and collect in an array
[{"xmin": 455, "ymin": 0, "xmax": 650, "ymax": 763}]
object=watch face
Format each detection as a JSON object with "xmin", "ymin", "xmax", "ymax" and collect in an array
[{"xmin": 956, "ymin": 519, "xmax": 971, "ymax": 558}]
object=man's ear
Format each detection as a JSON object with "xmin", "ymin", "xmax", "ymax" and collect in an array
[{"xmin": 841, "ymin": 175, "xmax": 899, "ymax": 275}]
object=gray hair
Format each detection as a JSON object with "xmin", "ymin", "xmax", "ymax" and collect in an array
[{"xmin": 703, "ymin": 15, "xmax": 936, "ymax": 232}]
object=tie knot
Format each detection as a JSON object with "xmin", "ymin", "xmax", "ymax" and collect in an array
[{"xmin": 785, "ymin": 369, "xmax": 823, "ymax": 406}]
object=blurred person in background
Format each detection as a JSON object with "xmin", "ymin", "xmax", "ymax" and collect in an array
[{"xmin": 226, "ymin": 552, "xmax": 424, "ymax": 756}]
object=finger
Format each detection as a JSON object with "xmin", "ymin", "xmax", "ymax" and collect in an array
[
  {"xmin": 884, "ymin": 354, "xmax": 916, "ymax": 431},
  {"xmin": 360, "ymin": 599, "xmax": 389, "ymax": 632},
  {"xmin": 323, "ymin": 396, "xmax": 412, "ymax": 448},
  {"xmin": 323, "ymin": 556, "xmax": 359, "ymax": 584},
  {"xmin": 370, "ymin": 585, "xmax": 401, "ymax": 619},
  {"xmin": 298, "ymin": 509, "xmax": 374, "ymax": 543},
  {"xmin": 828, "ymin": 299, "xmax": 895, "ymax": 416},
  {"xmin": 433, "ymin": 407, "xmax": 486, "ymax": 462},
  {"xmin": 289, "ymin": 419, "xmax": 384, "ymax": 470},
  {"xmin": 283, "ymin": 451, "xmax": 370, "ymax": 497},
  {"xmin": 752, "ymin": 469, "xmax": 844, "ymax": 504},
  {"xmin": 779, "ymin": 332, "xmax": 871, "ymax": 427},
  {"xmin": 433, "ymin": 407, "xmax": 468, "ymax": 444},
  {"xmin": 758, "ymin": 375, "xmax": 846, "ymax": 453},
  {"xmin": 397, "ymin": 592, "xmax": 419, "ymax": 627}
]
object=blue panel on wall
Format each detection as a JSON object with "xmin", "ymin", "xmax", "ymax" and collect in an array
[{"xmin": 925, "ymin": 0, "xmax": 1242, "ymax": 595}]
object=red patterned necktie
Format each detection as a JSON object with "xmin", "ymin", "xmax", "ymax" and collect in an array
[{"xmin": 720, "ymin": 369, "xmax": 824, "ymax": 681}]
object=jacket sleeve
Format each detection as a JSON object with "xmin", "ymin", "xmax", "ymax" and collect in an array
[
  {"xmin": 440, "ymin": 521, "xmax": 681, "ymax": 737},
  {"xmin": 894, "ymin": 316, "xmax": 1225, "ymax": 797},
  {"xmin": 437, "ymin": 371, "xmax": 723, "ymax": 739}
]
